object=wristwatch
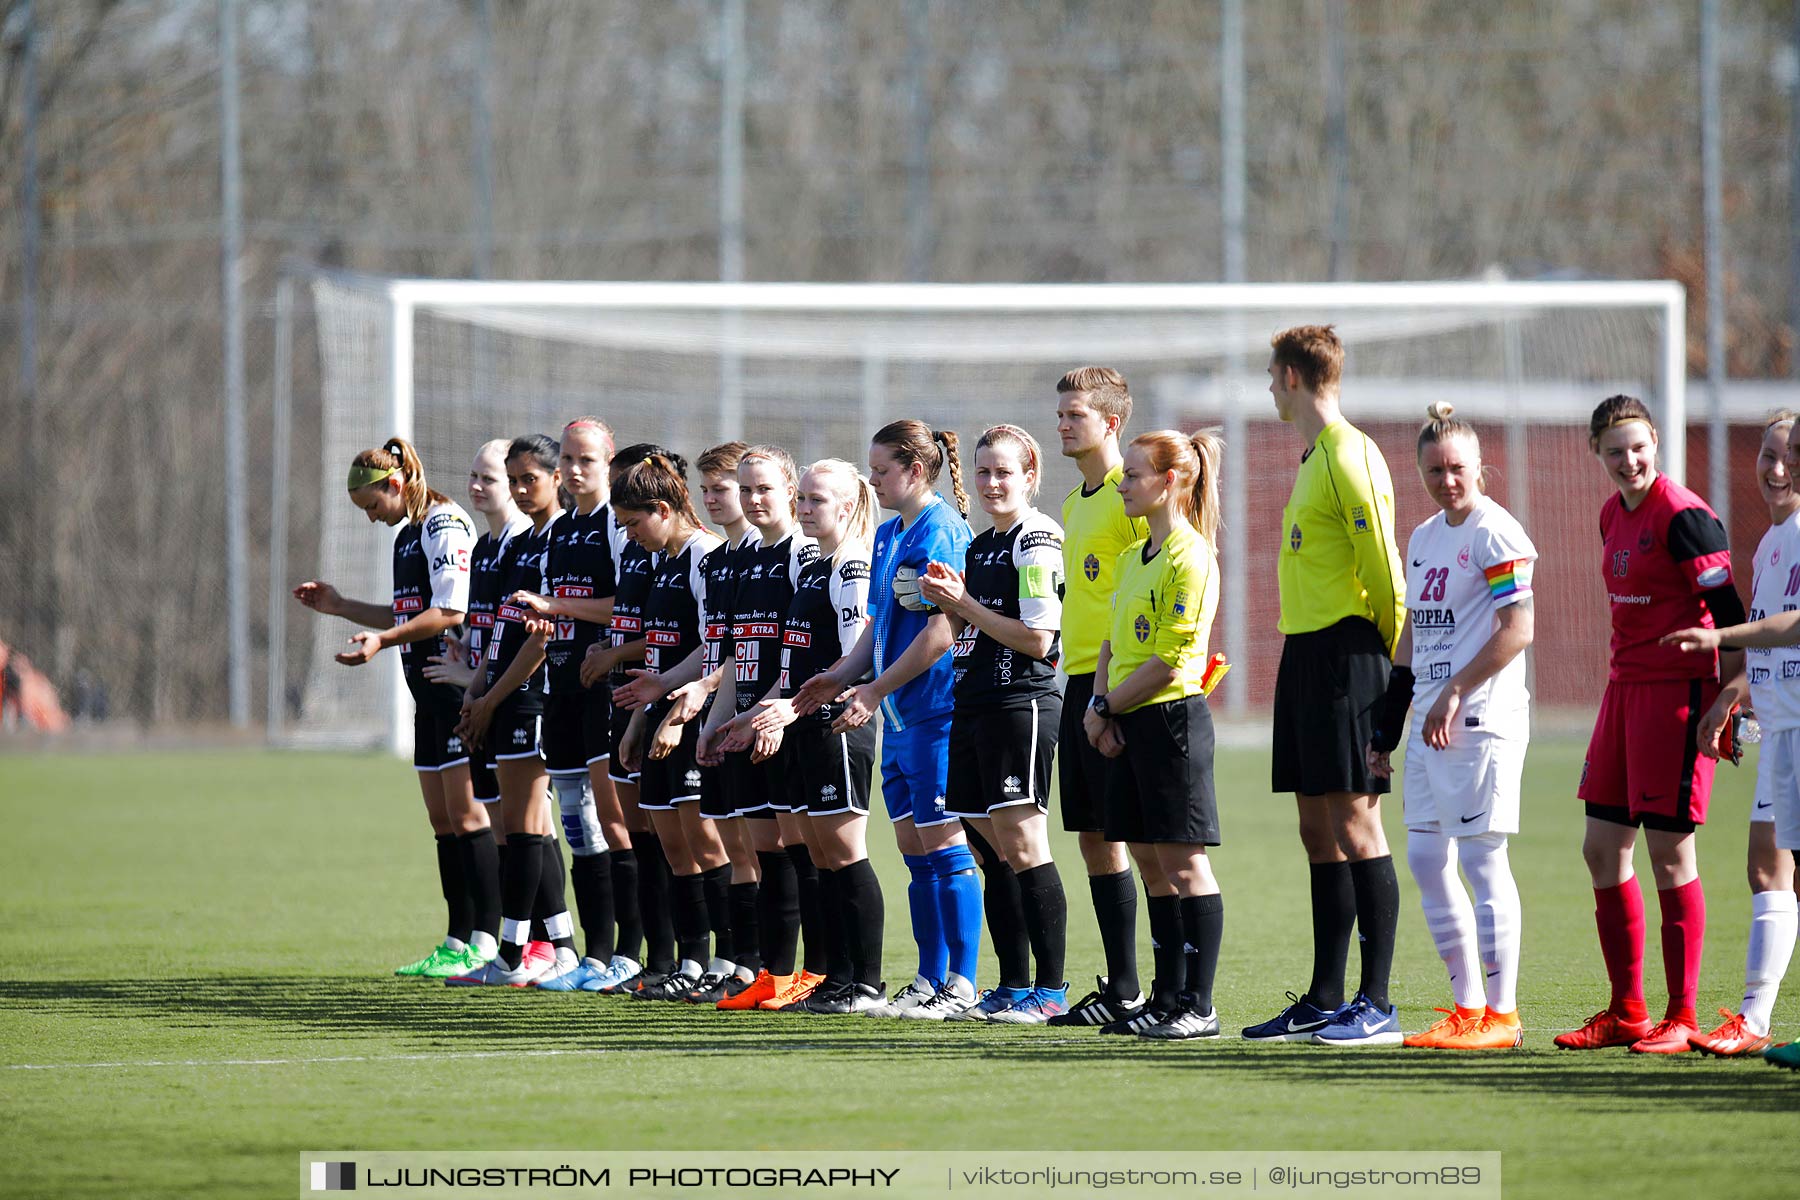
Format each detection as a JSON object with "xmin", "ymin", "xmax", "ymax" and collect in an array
[{"xmin": 1089, "ymin": 694, "xmax": 1114, "ymax": 721}]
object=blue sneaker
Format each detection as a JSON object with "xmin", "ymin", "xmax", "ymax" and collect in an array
[
  {"xmin": 1241, "ymin": 991, "xmax": 1341, "ymax": 1042},
  {"xmin": 989, "ymin": 984, "xmax": 1071, "ymax": 1025},
  {"xmin": 536, "ymin": 956, "xmax": 605, "ymax": 992},
  {"xmin": 948, "ymin": 985, "xmax": 1032, "ymax": 1022},
  {"xmin": 1310, "ymin": 993, "xmax": 1403, "ymax": 1046},
  {"xmin": 584, "ymin": 955, "xmax": 643, "ymax": 994}
]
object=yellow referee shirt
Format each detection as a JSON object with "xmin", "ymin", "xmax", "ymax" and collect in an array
[
  {"xmin": 1106, "ymin": 521, "xmax": 1219, "ymax": 710},
  {"xmin": 1062, "ymin": 464, "xmax": 1150, "ymax": 676},
  {"xmin": 1277, "ymin": 419, "xmax": 1405, "ymax": 654}
]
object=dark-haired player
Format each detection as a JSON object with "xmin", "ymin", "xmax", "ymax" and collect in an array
[{"xmin": 1557, "ymin": 396, "xmax": 1744, "ymax": 1054}]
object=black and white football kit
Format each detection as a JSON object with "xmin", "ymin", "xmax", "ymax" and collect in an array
[
  {"xmin": 397, "ymin": 502, "xmax": 476, "ymax": 772},
  {"xmin": 944, "ymin": 510, "xmax": 1064, "ymax": 817},
  {"xmin": 635, "ymin": 531, "xmax": 721, "ymax": 811},
  {"xmin": 606, "ymin": 537, "xmax": 656, "ymax": 783},
  {"xmin": 541, "ymin": 502, "xmax": 620, "ymax": 775},
  {"xmin": 483, "ymin": 515, "xmax": 558, "ymax": 762},
  {"xmin": 779, "ymin": 553, "xmax": 875, "ymax": 816},
  {"xmin": 717, "ymin": 530, "xmax": 818, "ymax": 819},
  {"xmin": 464, "ymin": 513, "xmax": 531, "ymax": 793}
]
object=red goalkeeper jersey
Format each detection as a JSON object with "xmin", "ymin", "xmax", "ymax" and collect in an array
[{"xmin": 1600, "ymin": 473, "xmax": 1733, "ymax": 683}]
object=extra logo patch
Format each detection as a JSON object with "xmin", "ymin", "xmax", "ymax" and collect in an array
[
  {"xmin": 1172, "ymin": 588, "xmax": 1188, "ymax": 617},
  {"xmin": 1350, "ymin": 505, "xmax": 1370, "ymax": 533},
  {"xmin": 1133, "ymin": 614, "xmax": 1151, "ymax": 643},
  {"xmin": 685, "ymin": 769, "xmax": 703, "ymax": 790},
  {"xmin": 820, "ymin": 783, "xmax": 839, "ymax": 802},
  {"xmin": 1083, "ymin": 552, "xmax": 1101, "ymax": 582},
  {"xmin": 1003, "ymin": 775, "xmax": 1022, "ymax": 794},
  {"xmin": 1290, "ymin": 523, "xmax": 1303, "ymax": 552}
]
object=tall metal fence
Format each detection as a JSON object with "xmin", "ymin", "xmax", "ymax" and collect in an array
[{"xmin": 3, "ymin": 0, "xmax": 1800, "ymax": 731}]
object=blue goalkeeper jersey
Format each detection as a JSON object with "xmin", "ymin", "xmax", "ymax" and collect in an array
[{"xmin": 869, "ymin": 494, "xmax": 972, "ymax": 732}]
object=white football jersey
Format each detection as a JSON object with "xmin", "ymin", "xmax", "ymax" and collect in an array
[
  {"xmin": 1404, "ymin": 495, "xmax": 1537, "ymax": 741},
  {"xmin": 1746, "ymin": 515, "xmax": 1800, "ymax": 732}
]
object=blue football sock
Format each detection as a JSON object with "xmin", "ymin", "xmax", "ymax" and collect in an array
[
  {"xmin": 928, "ymin": 843, "xmax": 983, "ymax": 986},
  {"xmin": 904, "ymin": 853, "xmax": 948, "ymax": 984}
]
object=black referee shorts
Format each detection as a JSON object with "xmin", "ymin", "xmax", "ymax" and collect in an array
[
  {"xmin": 1057, "ymin": 672, "xmax": 1118, "ymax": 835},
  {"xmin": 1104, "ymin": 693, "xmax": 1219, "ymax": 846},
  {"xmin": 1271, "ymin": 616, "xmax": 1392, "ymax": 797}
]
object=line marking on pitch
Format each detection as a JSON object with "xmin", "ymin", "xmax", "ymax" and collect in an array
[{"xmin": 6, "ymin": 1039, "xmax": 1107, "ymax": 1071}]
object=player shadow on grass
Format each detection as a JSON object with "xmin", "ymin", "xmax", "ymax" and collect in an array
[{"xmin": 0, "ymin": 977, "xmax": 1793, "ymax": 1114}]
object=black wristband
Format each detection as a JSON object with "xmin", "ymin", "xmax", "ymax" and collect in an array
[
  {"xmin": 1090, "ymin": 694, "xmax": 1114, "ymax": 721},
  {"xmin": 1370, "ymin": 665, "xmax": 1415, "ymax": 754}
]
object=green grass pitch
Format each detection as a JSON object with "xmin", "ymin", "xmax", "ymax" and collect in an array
[{"xmin": 2, "ymin": 741, "xmax": 1794, "ymax": 1198}]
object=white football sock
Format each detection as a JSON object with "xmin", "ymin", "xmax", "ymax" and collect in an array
[
  {"xmin": 1459, "ymin": 831, "xmax": 1522, "ymax": 1014},
  {"xmin": 1741, "ymin": 889, "xmax": 1798, "ymax": 1036},
  {"xmin": 1407, "ymin": 828, "xmax": 1482, "ymax": 1009}
]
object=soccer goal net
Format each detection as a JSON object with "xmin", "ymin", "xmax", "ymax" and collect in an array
[{"xmin": 281, "ymin": 276, "xmax": 1685, "ymax": 755}]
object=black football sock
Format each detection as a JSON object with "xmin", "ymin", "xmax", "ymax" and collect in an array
[
  {"xmin": 497, "ymin": 832, "xmax": 545, "ymax": 968},
  {"xmin": 635, "ymin": 833, "xmax": 676, "ymax": 973},
  {"xmin": 1089, "ymin": 868, "xmax": 1140, "ymax": 1000},
  {"xmin": 437, "ymin": 834, "xmax": 473, "ymax": 944},
  {"xmin": 571, "ymin": 852, "xmax": 615, "ymax": 963},
  {"xmin": 1018, "ymin": 862, "xmax": 1068, "ymax": 989},
  {"xmin": 458, "ymin": 828, "xmax": 501, "ymax": 943},
  {"xmin": 669, "ymin": 872, "xmax": 709, "ymax": 968},
  {"xmin": 817, "ymin": 867, "xmax": 853, "ymax": 981},
  {"xmin": 730, "ymin": 880, "xmax": 763, "ymax": 973},
  {"xmin": 840, "ymin": 857, "xmax": 886, "ymax": 989},
  {"xmin": 536, "ymin": 838, "xmax": 575, "ymax": 953},
  {"xmin": 1305, "ymin": 860, "xmax": 1356, "ymax": 1011},
  {"xmin": 787, "ymin": 843, "xmax": 825, "ymax": 975},
  {"xmin": 982, "ymin": 858, "xmax": 1031, "ymax": 990},
  {"xmin": 1350, "ymin": 855, "xmax": 1401, "ymax": 1010},
  {"xmin": 1179, "ymin": 893, "xmax": 1224, "ymax": 1014},
  {"xmin": 757, "ymin": 849, "xmax": 797, "ymax": 975},
  {"xmin": 701, "ymin": 863, "xmax": 734, "ymax": 965},
  {"xmin": 608, "ymin": 848, "xmax": 642, "ymax": 963},
  {"xmin": 1146, "ymin": 892, "xmax": 1184, "ymax": 1011}
]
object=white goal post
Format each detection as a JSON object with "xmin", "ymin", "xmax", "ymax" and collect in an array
[{"xmin": 281, "ymin": 277, "xmax": 1685, "ymax": 756}]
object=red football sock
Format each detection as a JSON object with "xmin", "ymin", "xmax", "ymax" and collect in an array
[
  {"xmin": 1656, "ymin": 878, "xmax": 1705, "ymax": 1024},
  {"xmin": 1594, "ymin": 879, "xmax": 1647, "ymax": 1020}
]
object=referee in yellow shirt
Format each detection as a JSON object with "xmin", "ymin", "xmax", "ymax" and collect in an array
[
  {"xmin": 1083, "ymin": 430, "xmax": 1229, "ymax": 1040},
  {"xmin": 1241, "ymin": 325, "xmax": 1409, "ymax": 1047},
  {"xmin": 1047, "ymin": 368, "xmax": 1152, "ymax": 1027}
]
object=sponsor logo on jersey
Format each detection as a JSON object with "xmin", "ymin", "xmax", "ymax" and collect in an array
[
  {"xmin": 1172, "ymin": 587, "xmax": 1188, "ymax": 617},
  {"xmin": 645, "ymin": 630, "xmax": 680, "ymax": 645},
  {"xmin": 393, "ymin": 596, "xmax": 423, "ymax": 614},
  {"xmin": 733, "ymin": 622, "xmax": 780, "ymax": 638},
  {"xmin": 1083, "ymin": 553, "xmax": 1100, "ymax": 581},
  {"xmin": 497, "ymin": 603, "xmax": 528, "ymax": 623},
  {"xmin": 1290, "ymin": 523, "xmax": 1303, "ymax": 552},
  {"xmin": 1638, "ymin": 530, "xmax": 1655, "ymax": 552},
  {"xmin": 1457, "ymin": 544, "xmax": 1472, "ymax": 569},
  {"xmin": 782, "ymin": 630, "xmax": 813, "ymax": 647},
  {"xmin": 553, "ymin": 585, "xmax": 592, "ymax": 598},
  {"xmin": 1349, "ymin": 505, "xmax": 1370, "ymax": 533},
  {"xmin": 1133, "ymin": 614, "xmax": 1151, "ymax": 643},
  {"xmin": 471, "ymin": 612, "xmax": 495, "ymax": 628}
]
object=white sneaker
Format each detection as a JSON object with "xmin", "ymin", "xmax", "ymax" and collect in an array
[
  {"xmin": 864, "ymin": 977, "xmax": 936, "ymax": 1018},
  {"xmin": 899, "ymin": 978, "xmax": 979, "ymax": 1021},
  {"xmin": 445, "ymin": 954, "xmax": 547, "ymax": 988}
]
